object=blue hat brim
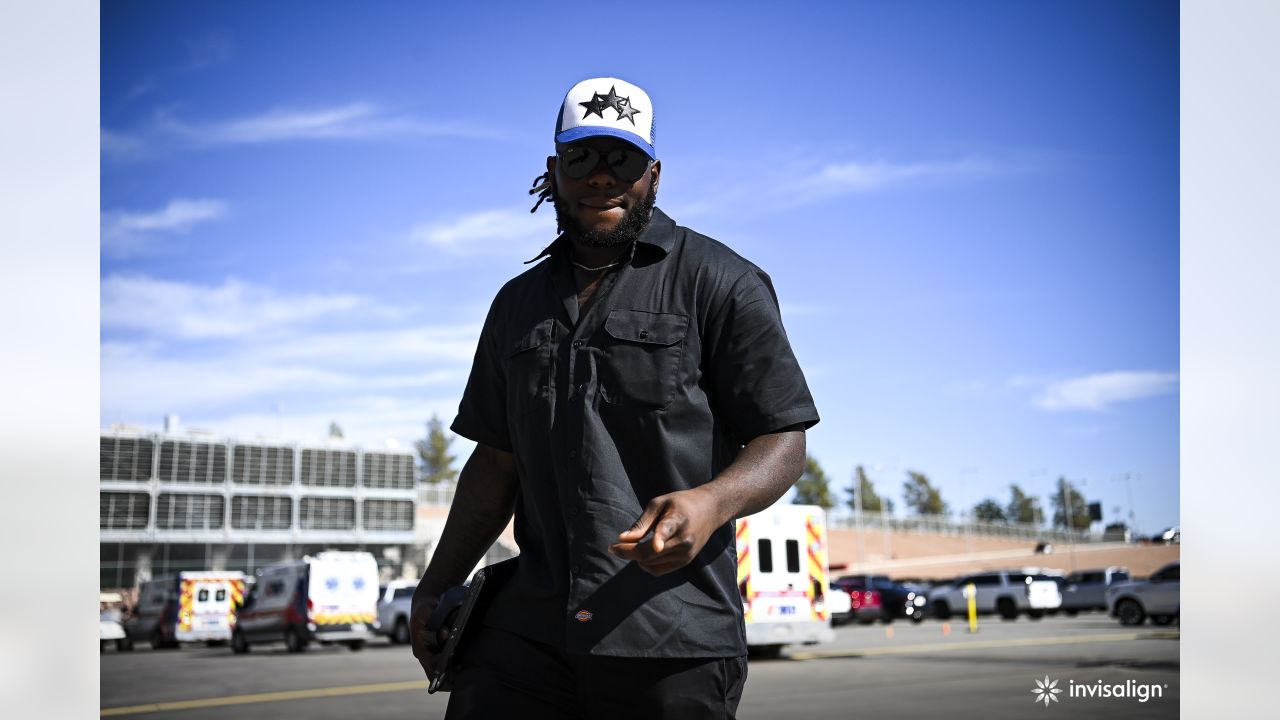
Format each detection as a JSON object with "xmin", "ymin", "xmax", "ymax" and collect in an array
[{"xmin": 555, "ymin": 126, "xmax": 656, "ymax": 161}]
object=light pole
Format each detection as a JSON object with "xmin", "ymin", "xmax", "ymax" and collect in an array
[
  {"xmin": 853, "ymin": 467, "xmax": 865, "ymax": 567},
  {"xmin": 1058, "ymin": 477, "xmax": 1075, "ymax": 572},
  {"xmin": 1113, "ymin": 472, "xmax": 1139, "ymax": 538}
]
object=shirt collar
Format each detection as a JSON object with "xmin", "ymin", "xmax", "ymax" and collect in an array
[{"xmin": 524, "ymin": 207, "xmax": 677, "ymax": 264}]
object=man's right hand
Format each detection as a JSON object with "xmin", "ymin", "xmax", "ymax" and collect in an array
[{"xmin": 410, "ymin": 592, "xmax": 445, "ymax": 679}]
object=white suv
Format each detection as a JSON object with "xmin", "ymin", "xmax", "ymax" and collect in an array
[{"xmin": 929, "ymin": 570, "xmax": 1062, "ymax": 620}]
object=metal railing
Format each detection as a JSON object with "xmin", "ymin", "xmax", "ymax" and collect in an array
[
  {"xmin": 418, "ymin": 481, "xmax": 458, "ymax": 507},
  {"xmin": 826, "ymin": 509, "xmax": 1100, "ymax": 543}
]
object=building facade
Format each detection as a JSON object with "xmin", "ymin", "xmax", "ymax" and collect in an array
[{"xmin": 100, "ymin": 427, "xmax": 417, "ymax": 590}]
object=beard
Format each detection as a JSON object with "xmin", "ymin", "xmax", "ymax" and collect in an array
[{"xmin": 553, "ymin": 181, "xmax": 658, "ymax": 248}]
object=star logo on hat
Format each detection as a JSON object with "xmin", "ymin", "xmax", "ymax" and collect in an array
[
  {"xmin": 616, "ymin": 98, "xmax": 640, "ymax": 124},
  {"xmin": 579, "ymin": 93, "xmax": 608, "ymax": 119},
  {"xmin": 579, "ymin": 85, "xmax": 643, "ymax": 126}
]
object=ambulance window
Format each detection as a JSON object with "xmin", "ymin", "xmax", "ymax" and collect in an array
[
  {"xmin": 197, "ymin": 588, "xmax": 209, "ymax": 602},
  {"xmin": 758, "ymin": 539, "xmax": 774, "ymax": 573},
  {"xmin": 785, "ymin": 540, "xmax": 801, "ymax": 573},
  {"xmin": 216, "ymin": 588, "xmax": 226, "ymax": 602}
]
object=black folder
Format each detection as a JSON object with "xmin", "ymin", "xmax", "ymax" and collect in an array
[{"xmin": 427, "ymin": 557, "xmax": 518, "ymax": 693}]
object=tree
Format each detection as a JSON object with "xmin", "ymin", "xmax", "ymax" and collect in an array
[
  {"xmin": 793, "ymin": 455, "xmax": 834, "ymax": 509},
  {"xmin": 1006, "ymin": 484, "xmax": 1045, "ymax": 525},
  {"xmin": 415, "ymin": 414, "xmax": 458, "ymax": 484},
  {"xmin": 972, "ymin": 498, "xmax": 1007, "ymax": 523},
  {"xmin": 1050, "ymin": 477, "xmax": 1091, "ymax": 530},
  {"xmin": 902, "ymin": 471, "xmax": 948, "ymax": 516},
  {"xmin": 328, "ymin": 421, "xmax": 344, "ymax": 439},
  {"xmin": 845, "ymin": 465, "xmax": 894, "ymax": 514}
]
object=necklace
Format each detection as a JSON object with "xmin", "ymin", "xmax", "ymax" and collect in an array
[{"xmin": 571, "ymin": 257, "xmax": 625, "ymax": 272}]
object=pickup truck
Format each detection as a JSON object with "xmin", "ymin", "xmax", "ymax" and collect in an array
[
  {"xmin": 1107, "ymin": 562, "xmax": 1179, "ymax": 626},
  {"xmin": 1059, "ymin": 567, "xmax": 1132, "ymax": 614},
  {"xmin": 376, "ymin": 579, "xmax": 418, "ymax": 645}
]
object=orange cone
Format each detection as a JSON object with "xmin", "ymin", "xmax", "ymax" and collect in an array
[
  {"xmin": 942, "ymin": 623, "xmax": 951, "ymax": 636},
  {"xmin": 885, "ymin": 626, "xmax": 894, "ymax": 639}
]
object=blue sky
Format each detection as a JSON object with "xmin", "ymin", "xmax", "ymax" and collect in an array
[{"xmin": 100, "ymin": 1, "xmax": 1179, "ymax": 533}]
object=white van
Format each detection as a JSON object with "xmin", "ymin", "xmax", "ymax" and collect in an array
[
  {"xmin": 124, "ymin": 572, "xmax": 246, "ymax": 648},
  {"xmin": 232, "ymin": 551, "xmax": 380, "ymax": 653},
  {"xmin": 735, "ymin": 502, "xmax": 835, "ymax": 657}
]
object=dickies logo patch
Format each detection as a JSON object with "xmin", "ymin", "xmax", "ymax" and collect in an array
[{"xmin": 574, "ymin": 610, "xmax": 594, "ymax": 622}]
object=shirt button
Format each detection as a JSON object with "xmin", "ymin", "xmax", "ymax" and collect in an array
[
  {"xmin": 573, "ymin": 340, "xmax": 584, "ymax": 349},
  {"xmin": 639, "ymin": 329, "xmax": 649, "ymax": 340}
]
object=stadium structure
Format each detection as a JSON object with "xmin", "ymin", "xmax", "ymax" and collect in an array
[{"xmin": 100, "ymin": 420, "xmax": 419, "ymax": 591}]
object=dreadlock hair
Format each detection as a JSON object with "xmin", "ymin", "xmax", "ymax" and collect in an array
[{"xmin": 529, "ymin": 171, "xmax": 553, "ymax": 214}]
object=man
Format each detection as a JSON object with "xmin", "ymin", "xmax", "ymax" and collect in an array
[{"xmin": 411, "ymin": 77, "xmax": 819, "ymax": 719}]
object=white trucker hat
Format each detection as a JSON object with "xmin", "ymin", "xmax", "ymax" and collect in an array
[{"xmin": 554, "ymin": 77, "xmax": 656, "ymax": 160}]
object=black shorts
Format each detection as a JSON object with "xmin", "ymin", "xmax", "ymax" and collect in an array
[{"xmin": 444, "ymin": 625, "xmax": 748, "ymax": 720}]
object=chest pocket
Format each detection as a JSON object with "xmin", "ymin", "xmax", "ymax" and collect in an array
[
  {"xmin": 505, "ymin": 319, "xmax": 553, "ymax": 416},
  {"xmin": 599, "ymin": 310, "xmax": 689, "ymax": 410}
]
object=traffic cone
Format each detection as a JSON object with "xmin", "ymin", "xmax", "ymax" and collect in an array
[
  {"xmin": 942, "ymin": 623, "xmax": 951, "ymax": 636},
  {"xmin": 885, "ymin": 626, "xmax": 894, "ymax": 639}
]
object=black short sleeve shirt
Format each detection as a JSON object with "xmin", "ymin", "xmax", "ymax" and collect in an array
[{"xmin": 452, "ymin": 207, "xmax": 819, "ymax": 657}]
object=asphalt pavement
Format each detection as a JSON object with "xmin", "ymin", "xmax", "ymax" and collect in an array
[{"xmin": 101, "ymin": 615, "xmax": 1178, "ymax": 719}]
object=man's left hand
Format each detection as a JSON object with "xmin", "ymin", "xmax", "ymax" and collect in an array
[{"xmin": 609, "ymin": 488, "xmax": 722, "ymax": 576}]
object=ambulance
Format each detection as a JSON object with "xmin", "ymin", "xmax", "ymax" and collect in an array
[
  {"xmin": 124, "ymin": 571, "xmax": 246, "ymax": 648},
  {"xmin": 232, "ymin": 550, "xmax": 380, "ymax": 653},
  {"xmin": 735, "ymin": 502, "xmax": 835, "ymax": 658}
]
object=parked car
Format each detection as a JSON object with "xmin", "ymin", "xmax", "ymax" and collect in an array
[
  {"xmin": 375, "ymin": 579, "xmax": 418, "ymax": 644},
  {"xmin": 100, "ymin": 608, "xmax": 131, "ymax": 652},
  {"xmin": 929, "ymin": 570, "xmax": 1062, "ymax": 621},
  {"xmin": 1059, "ymin": 567, "xmax": 1131, "ymax": 614},
  {"xmin": 1107, "ymin": 562, "xmax": 1179, "ymax": 626},
  {"xmin": 832, "ymin": 575, "xmax": 929, "ymax": 624},
  {"xmin": 826, "ymin": 581, "xmax": 853, "ymax": 626}
]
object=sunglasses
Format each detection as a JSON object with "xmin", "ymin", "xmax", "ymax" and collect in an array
[{"xmin": 557, "ymin": 145, "xmax": 652, "ymax": 183}]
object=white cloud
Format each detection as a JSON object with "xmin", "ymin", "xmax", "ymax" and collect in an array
[
  {"xmin": 159, "ymin": 102, "xmax": 495, "ymax": 145},
  {"xmin": 181, "ymin": 395, "xmax": 469, "ymax": 450},
  {"xmin": 101, "ymin": 198, "xmax": 227, "ymax": 258},
  {"xmin": 787, "ymin": 156, "xmax": 1001, "ymax": 200},
  {"xmin": 99, "ymin": 274, "xmax": 485, "ymax": 443},
  {"xmin": 100, "ymin": 129, "xmax": 147, "ymax": 161},
  {"xmin": 1033, "ymin": 371, "xmax": 1180, "ymax": 412},
  {"xmin": 101, "ymin": 275, "xmax": 363, "ymax": 339},
  {"xmin": 410, "ymin": 207, "xmax": 554, "ymax": 258}
]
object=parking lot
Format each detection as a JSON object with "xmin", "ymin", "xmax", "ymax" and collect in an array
[{"xmin": 101, "ymin": 614, "xmax": 1178, "ymax": 719}]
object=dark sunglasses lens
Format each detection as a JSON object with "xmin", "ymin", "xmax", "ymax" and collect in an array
[
  {"xmin": 560, "ymin": 147, "xmax": 599, "ymax": 179},
  {"xmin": 607, "ymin": 149, "xmax": 649, "ymax": 182}
]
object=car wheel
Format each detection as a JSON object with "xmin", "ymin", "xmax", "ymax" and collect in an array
[
  {"xmin": 284, "ymin": 627, "xmax": 307, "ymax": 653},
  {"xmin": 1027, "ymin": 610, "xmax": 1044, "ymax": 620},
  {"xmin": 116, "ymin": 637, "xmax": 133, "ymax": 652},
  {"xmin": 150, "ymin": 628, "xmax": 166, "ymax": 650},
  {"xmin": 1116, "ymin": 599, "xmax": 1146, "ymax": 626},
  {"xmin": 1151, "ymin": 614, "xmax": 1174, "ymax": 626},
  {"xmin": 393, "ymin": 618, "xmax": 411, "ymax": 645},
  {"xmin": 231, "ymin": 629, "xmax": 249, "ymax": 654},
  {"xmin": 933, "ymin": 601, "xmax": 951, "ymax": 620},
  {"xmin": 997, "ymin": 598, "xmax": 1018, "ymax": 620}
]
